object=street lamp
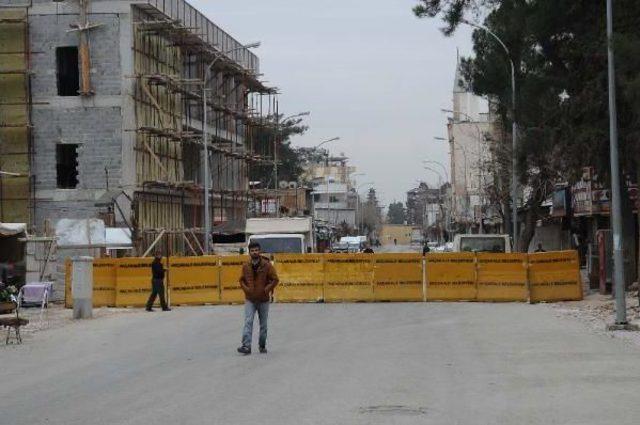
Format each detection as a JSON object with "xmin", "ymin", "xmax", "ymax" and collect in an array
[
  {"xmin": 440, "ymin": 109, "xmax": 487, "ymax": 233},
  {"xmin": 605, "ymin": 0, "xmax": 632, "ymax": 328},
  {"xmin": 435, "ymin": 136, "xmax": 470, "ymax": 227},
  {"xmin": 202, "ymin": 41, "xmax": 260, "ymax": 254},
  {"xmin": 422, "ymin": 160, "xmax": 449, "ymax": 182},
  {"xmin": 460, "ymin": 18, "xmax": 518, "ymax": 247},
  {"xmin": 314, "ymin": 137, "xmax": 340, "ymax": 150}
]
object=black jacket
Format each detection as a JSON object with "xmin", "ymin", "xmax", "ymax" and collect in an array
[{"xmin": 151, "ymin": 260, "xmax": 165, "ymax": 280}]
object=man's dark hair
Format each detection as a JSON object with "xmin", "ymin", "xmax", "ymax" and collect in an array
[{"xmin": 248, "ymin": 241, "xmax": 261, "ymax": 250}]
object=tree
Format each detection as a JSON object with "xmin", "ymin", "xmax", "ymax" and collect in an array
[
  {"xmin": 361, "ymin": 188, "xmax": 382, "ymax": 236},
  {"xmin": 387, "ymin": 202, "xmax": 406, "ymax": 225},
  {"xmin": 249, "ymin": 117, "xmax": 308, "ymax": 187},
  {"xmin": 413, "ymin": 0, "xmax": 640, "ymax": 251}
]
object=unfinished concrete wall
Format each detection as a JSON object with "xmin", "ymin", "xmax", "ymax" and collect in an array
[
  {"xmin": 28, "ymin": 9, "xmax": 125, "ymax": 232},
  {"xmin": 29, "ymin": 13, "xmax": 121, "ymax": 96}
]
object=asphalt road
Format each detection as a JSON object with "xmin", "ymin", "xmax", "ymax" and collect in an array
[{"xmin": 2, "ymin": 303, "xmax": 640, "ymax": 425}]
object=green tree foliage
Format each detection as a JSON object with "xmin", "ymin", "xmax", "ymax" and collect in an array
[
  {"xmin": 386, "ymin": 202, "xmax": 407, "ymax": 225},
  {"xmin": 414, "ymin": 0, "xmax": 640, "ymax": 250},
  {"xmin": 249, "ymin": 117, "xmax": 308, "ymax": 187}
]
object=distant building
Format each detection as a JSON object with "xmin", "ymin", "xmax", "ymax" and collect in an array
[
  {"xmin": 444, "ymin": 57, "xmax": 501, "ymax": 234},
  {"xmin": 406, "ymin": 182, "xmax": 450, "ymax": 242},
  {"xmin": 379, "ymin": 224, "xmax": 414, "ymax": 246},
  {"xmin": 304, "ymin": 154, "xmax": 357, "ymax": 229}
]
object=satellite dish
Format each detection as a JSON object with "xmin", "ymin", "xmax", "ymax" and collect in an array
[
  {"xmin": 278, "ymin": 180, "xmax": 289, "ymax": 189},
  {"xmin": 288, "ymin": 181, "xmax": 298, "ymax": 189}
]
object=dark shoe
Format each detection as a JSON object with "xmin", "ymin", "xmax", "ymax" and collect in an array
[
  {"xmin": 259, "ymin": 346, "xmax": 267, "ymax": 354},
  {"xmin": 237, "ymin": 346, "xmax": 251, "ymax": 355},
  {"xmin": 145, "ymin": 308, "xmax": 154, "ymax": 312},
  {"xmin": 162, "ymin": 308, "xmax": 171, "ymax": 311}
]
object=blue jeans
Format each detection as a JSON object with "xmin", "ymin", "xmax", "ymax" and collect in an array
[{"xmin": 242, "ymin": 300, "xmax": 269, "ymax": 349}]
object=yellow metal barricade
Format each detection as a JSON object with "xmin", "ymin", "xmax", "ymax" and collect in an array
[
  {"xmin": 324, "ymin": 254, "xmax": 374, "ymax": 302},
  {"xmin": 219, "ymin": 256, "xmax": 247, "ymax": 304},
  {"xmin": 169, "ymin": 256, "xmax": 219, "ymax": 305},
  {"xmin": 425, "ymin": 252, "xmax": 476, "ymax": 301},
  {"xmin": 476, "ymin": 253, "xmax": 528, "ymax": 302},
  {"xmin": 92, "ymin": 259, "xmax": 117, "ymax": 307},
  {"xmin": 528, "ymin": 250, "xmax": 582, "ymax": 302},
  {"xmin": 373, "ymin": 253, "xmax": 423, "ymax": 302},
  {"xmin": 114, "ymin": 257, "xmax": 156, "ymax": 307},
  {"xmin": 274, "ymin": 254, "xmax": 324, "ymax": 302}
]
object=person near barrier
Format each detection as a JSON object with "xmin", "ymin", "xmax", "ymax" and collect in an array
[
  {"xmin": 534, "ymin": 243, "xmax": 546, "ymax": 253},
  {"xmin": 237, "ymin": 242, "xmax": 279, "ymax": 355},
  {"xmin": 422, "ymin": 240, "xmax": 431, "ymax": 256},
  {"xmin": 146, "ymin": 254, "xmax": 170, "ymax": 312}
]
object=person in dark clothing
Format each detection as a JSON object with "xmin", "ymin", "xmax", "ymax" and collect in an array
[
  {"xmin": 422, "ymin": 240, "xmax": 431, "ymax": 256},
  {"xmin": 534, "ymin": 243, "xmax": 546, "ymax": 253},
  {"xmin": 146, "ymin": 254, "xmax": 170, "ymax": 312}
]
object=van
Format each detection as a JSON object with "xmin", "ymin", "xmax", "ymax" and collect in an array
[{"xmin": 452, "ymin": 234, "xmax": 512, "ymax": 253}]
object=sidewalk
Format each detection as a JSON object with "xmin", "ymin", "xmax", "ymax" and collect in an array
[{"xmin": 551, "ymin": 291, "xmax": 640, "ymax": 348}]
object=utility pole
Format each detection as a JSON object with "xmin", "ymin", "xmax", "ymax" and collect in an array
[{"xmin": 605, "ymin": 0, "xmax": 636, "ymax": 330}]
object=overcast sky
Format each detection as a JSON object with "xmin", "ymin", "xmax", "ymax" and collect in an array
[{"xmin": 189, "ymin": 0, "xmax": 475, "ymax": 206}]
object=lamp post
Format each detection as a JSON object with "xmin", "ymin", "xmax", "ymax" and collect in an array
[
  {"xmin": 605, "ymin": 0, "xmax": 633, "ymax": 328},
  {"xmin": 435, "ymin": 136, "xmax": 469, "ymax": 225},
  {"xmin": 460, "ymin": 18, "xmax": 518, "ymax": 247},
  {"xmin": 202, "ymin": 41, "xmax": 260, "ymax": 254}
]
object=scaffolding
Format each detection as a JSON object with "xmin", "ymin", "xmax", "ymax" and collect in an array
[
  {"xmin": 131, "ymin": 2, "xmax": 278, "ymax": 254},
  {"xmin": 0, "ymin": 7, "xmax": 31, "ymax": 225}
]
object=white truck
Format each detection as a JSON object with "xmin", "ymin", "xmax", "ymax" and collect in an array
[
  {"xmin": 246, "ymin": 217, "xmax": 315, "ymax": 254},
  {"xmin": 452, "ymin": 234, "xmax": 512, "ymax": 253}
]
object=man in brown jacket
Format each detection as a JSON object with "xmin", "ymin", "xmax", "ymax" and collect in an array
[{"xmin": 237, "ymin": 242, "xmax": 279, "ymax": 355}]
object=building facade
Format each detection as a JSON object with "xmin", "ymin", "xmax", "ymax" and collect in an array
[
  {"xmin": 305, "ymin": 154, "xmax": 357, "ymax": 229},
  {"xmin": 445, "ymin": 58, "xmax": 499, "ymax": 234},
  {"xmin": 0, "ymin": 0, "xmax": 277, "ymax": 254}
]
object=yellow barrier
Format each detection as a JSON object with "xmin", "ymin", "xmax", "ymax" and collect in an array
[
  {"xmin": 425, "ymin": 252, "xmax": 476, "ymax": 301},
  {"xmin": 324, "ymin": 254, "xmax": 374, "ymax": 302},
  {"xmin": 169, "ymin": 256, "xmax": 219, "ymax": 305},
  {"xmin": 114, "ymin": 257, "xmax": 156, "ymax": 307},
  {"xmin": 373, "ymin": 254, "xmax": 423, "ymax": 301},
  {"xmin": 220, "ymin": 256, "xmax": 247, "ymax": 304},
  {"xmin": 274, "ymin": 254, "xmax": 324, "ymax": 302},
  {"xmin": 528, "ymin": 251, "xmax": 582, "ymax": 302},
  {"xmin": 63, "ymin": 251, "xmax": 583, "ymax": 306},
  {"xmin": 92, "ymin": 259, "xmax": 118, "ymax": 307},
  {"xmin": 476, "ymin": 253, "xmax": 528, "ymax": 302}
]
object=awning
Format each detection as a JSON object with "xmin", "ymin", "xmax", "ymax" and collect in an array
[
  {"xmin": 105, "ymin": 228, "xmax": 132, "ymax": 250},
  {"xmin": 0, "ymin": 223, "xmax": 27, "ymax": 236}
]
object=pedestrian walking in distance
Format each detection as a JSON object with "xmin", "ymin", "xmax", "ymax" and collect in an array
[
  {"xmin": 146, "ymin": 253, "xmax": 170, "ymax": 312},
  {"xmin": 237, "ymin": 242, "xmax": 279, "ymax": 355}
]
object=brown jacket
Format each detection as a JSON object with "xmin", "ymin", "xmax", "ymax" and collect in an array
[{"xmin": 239, "ymin": 256, "xmax": 279, "ymax": 303}]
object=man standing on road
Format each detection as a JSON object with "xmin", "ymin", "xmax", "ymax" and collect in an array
[
  {"xmin": 237, "ymin": 242, "xmax": 279, "ymax": 355},
  {"xmin": 146, "ymin": 253, "xmax": 170, "ymax": 312}
]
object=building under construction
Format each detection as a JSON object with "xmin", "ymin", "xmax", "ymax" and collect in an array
[{"xmin": 0, "ymin": 0, "xmax": 279, "ymax": 254}]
